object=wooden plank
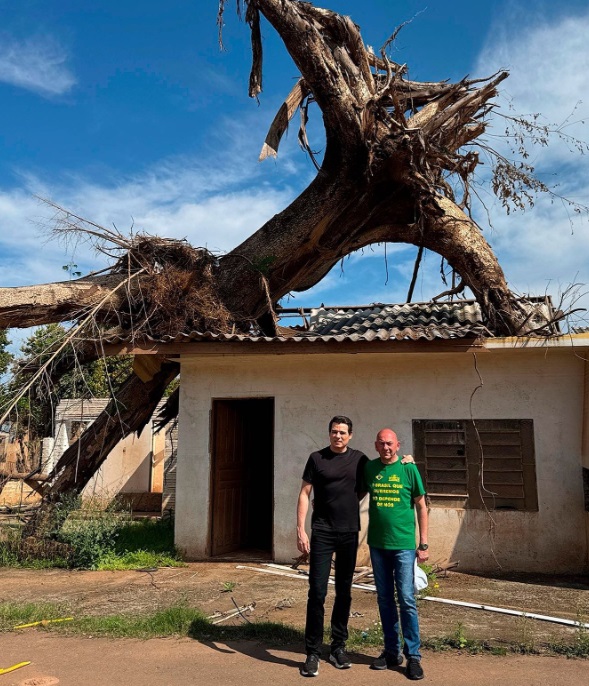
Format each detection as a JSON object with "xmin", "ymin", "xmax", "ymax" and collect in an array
[
  {"xmin": 481, "ymin": 484, "xmax": 525, "ymax": 498},
  {"xmin": 427, "ymin": 470, "xmax": 468, "ymax": 484},
  {"xmin": 483, "ymin": 460, "xmax": 522, "ymax": 472},
  {"xmin": 478, "ymin": 446, "xmax": 522, "ymax": 459},
  {"xmin": 103, "ymin": 338, "xmax": 489, "ymax": 357},
  {"xmin": 132, "ymin": 355, "xmax": 166, "ymax": 383},
  {"xmin": 425, "ymin": 431, "xmax": 464, "ymax": 450},
  {"xmin": 424, "ymin": 457, "xmax": 467, "ymax": 470},
  {"xmin": 425, "ymin": 447, "xmax": 466, "ymax": 459},
  {"xmin": 426, "ymin": 482, "xmax": 468, "ymax": 495}
]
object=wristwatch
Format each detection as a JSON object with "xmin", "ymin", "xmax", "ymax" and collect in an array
[{"xmin": 418, "ymin": 543, "xmax": 429, "ymax": 551}]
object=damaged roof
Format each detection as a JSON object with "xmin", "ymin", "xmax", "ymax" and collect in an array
[
  {"xmin": 102, "ymin": 297, "xmax": 559, "ymax": 346},
  {"xmin": 301, "ymin": 301, "xmax": 488, "ymax": 341}
]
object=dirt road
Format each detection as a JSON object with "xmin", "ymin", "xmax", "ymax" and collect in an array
[{"xmin": 2, "ymin": 632, "xmax": 589, "ymax": 686}]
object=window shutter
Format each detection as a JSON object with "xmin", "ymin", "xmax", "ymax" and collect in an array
[
  {"xmin": 414, "ymin": 420, "xmax": 468, "ymax": 507},
  {"xmin": 413, "ymin": 418, "xmax": 537, "ymax": 511}
]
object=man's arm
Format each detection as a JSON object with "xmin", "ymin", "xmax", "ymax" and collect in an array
[
  {"xmin": 297, "ymin": 481, "xmax": 313, "ymax": 554},
  {"xmin": 414, "ymin": 494, "xmax": 429, "ymax": 563},
  {"xmin": 357, "ymin": 454, "xmax": 368, "ymax": 500}
]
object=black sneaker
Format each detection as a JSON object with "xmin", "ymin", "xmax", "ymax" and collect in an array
[
  {"xmin": 301, "ymin": 654, "xmax": 320, "ymax": 677},
  {"xmin": 371, "ymin": 650, "xmax": 404, "ymax": 670},
  {"xmin": 406, "ymin": 657, "xmax": 424, "ymax": 680},
  {"xmin": 329, "ymin": 648, "xmax": 352, "ymax": 669}
]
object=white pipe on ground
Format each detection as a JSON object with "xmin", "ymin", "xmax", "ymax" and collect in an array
[
  {"xmin": 422, "ymin": 596, "xmax": 589, "ymax": 629},
  {"xmin": 236, "ymin": 564, "xmax": 589, "ymax": 630}
]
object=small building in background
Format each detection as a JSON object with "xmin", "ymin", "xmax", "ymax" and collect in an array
[{"xmin": 1, "ymin": 400, "xmax": 177, "ymax": 516}]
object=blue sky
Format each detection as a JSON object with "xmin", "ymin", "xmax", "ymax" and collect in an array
[{"xmin": 1, "ymin": 0, "xmax": 589, "ymax": 345}]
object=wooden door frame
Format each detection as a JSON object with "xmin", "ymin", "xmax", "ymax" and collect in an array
[{"xmin": 208, "ymin": 396, "xmax": 275, "ymax": 559}]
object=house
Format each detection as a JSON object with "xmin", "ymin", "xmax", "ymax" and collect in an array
[
  {"xmin": 106, "ymin": 298, "xmax": 589, "ymax": 574},
  {"xmin": 40, "ymin": 399, "xmax": 177, "ymax": 514},
  {"xmin": 0, "ymin": 424, "xmax": 40, "ymax": 508}
]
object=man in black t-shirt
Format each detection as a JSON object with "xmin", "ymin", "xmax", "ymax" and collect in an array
[{"xmin": 297, "ymin": 415, "xmax": 367, "ymax": 677}]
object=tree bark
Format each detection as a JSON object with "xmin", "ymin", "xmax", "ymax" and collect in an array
[{"xmin": 0, "ymin": 274, "xmax": 130, "ymax": 328}]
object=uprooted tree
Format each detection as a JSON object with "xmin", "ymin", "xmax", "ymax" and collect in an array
[{"xmin": 0, "ymin": 0, "xmax": 583, "ymax": 531}]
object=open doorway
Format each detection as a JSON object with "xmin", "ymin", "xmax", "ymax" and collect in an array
[{"xmin": 210, "ymin": 398, "xmax": 274, "ymax": 559}]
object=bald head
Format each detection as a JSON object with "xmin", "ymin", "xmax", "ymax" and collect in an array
[{"xmin": 375, "ymin": 428, "xmax": 400, "ymax": 464}]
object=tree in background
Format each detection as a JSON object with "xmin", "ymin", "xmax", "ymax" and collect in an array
[
  {"xmin": 7, "ymin": 324, "xmax": 132, "ymax": 442},
  {"xmin": 0, "ymin": 329, "xmax": 11, "ymax": 378}
]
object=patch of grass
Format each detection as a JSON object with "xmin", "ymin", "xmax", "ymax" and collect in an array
[
  {"xmin": 2, "ymin": 598, "xmax": 588, "ymax": 658},
  {"xmin": 188, "ymin": 618, "xmax": 303, "ymax": 645},
  {"xmin": 423, "ymin": 634, "xmax": 487, "ymax": 654},
  {"xmin": 0, "ymin": 527, "xmax": 19, "ymax": 566},
  {"xmin": 96, "ymin": 549, "xmax": 184, "ymax": 570},
  {"xmin": 1, "ymin": 511, "xmax": 184, "ymax": 570},
  {"xmin": 0, "ymin": 601, "xmax": 303, "ymax": 644},
  {"xmin": 57, "ymin": 511, "xmax": 125, "ymax": 569},
  {"xmin": 423, "ymin": 619, "xmax": 589, "ymax": 658},
  {"xmin": 96, "ymin": 518, "xmax": 184, "ymax": 570},
  {"xmin": 548, "ymin": 638, "xmax": 589, "ymax": 658},
  {"xmin": 221, "ymin": 581, "xmax": 237, "ymax": 593},
  {"xmin": 0, "ymin": 602, "xmax": 72, "ymax": 631},
  {"xmin": 423, "ymin": 635, "xmax": 509, "ymax": 655},
  {"xmin": 73, "ymin": 607, "xmax": 206, "ymax": 638},
  {"xmin": 512, "ymin": 615, "xmax": 538, "ymax": 655},
  {"xmin": 0, "ymin": 603, "xmax": 208, "ymax": 638},
  {"xmin": 112, "ymin": 518, "xmax": 177, "ymax": 555},
  {"xmin": 547, "ymin": 614, "xmax": 589, "ymax": 658},
  {"xmin": 0, "ymin": 525, "xmax": 70, "ymax": 569},
  {"xmin": 347, "ymin": 620, "xmax": 383, "ymax": 650}
]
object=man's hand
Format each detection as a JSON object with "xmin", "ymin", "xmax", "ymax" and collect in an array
[
  {"xmin": 297, "ymin": 529, "xmax": 311, "ymax": 554},
  {"xmin": 401, "ymin": 454, "xmax": 415, "ymax": 464},
  {"xmin": 416, "ymin": 547, "xmax": 429, "ymax": 563}
]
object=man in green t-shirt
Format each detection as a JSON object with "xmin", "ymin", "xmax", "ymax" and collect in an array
[{"xmin": 363, "ymin": 428, "xmax": 429, "ymax": 681}]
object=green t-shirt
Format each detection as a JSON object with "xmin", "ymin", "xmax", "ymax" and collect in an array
[{"xmin": 363, "ymin": 458, "xmax": 426, "ymax": 550}]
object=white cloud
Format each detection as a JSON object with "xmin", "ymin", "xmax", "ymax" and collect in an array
[
  {"xmin": 466, "ymin": 6, "xmax": 589, "ymax": 322},
  {"xmin": 0, "ymin": 33, "xmax": 75, "ymax": 96},
  {"xmin": 477, "ymin": 11, "xmax": 589, "ymax": 170},
  {"xmin": 0, "ymin": 114, "xmax": 306, "ymax": 288}
]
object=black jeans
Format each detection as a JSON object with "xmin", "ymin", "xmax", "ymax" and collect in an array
[{"xmin": 304, "ymin": 528, "xmax": 359, "ymax": 656}]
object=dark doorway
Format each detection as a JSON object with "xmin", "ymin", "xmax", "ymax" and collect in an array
[{"xmin": 210, "ymin": 398, "xmax": 274, "ymax": 559}]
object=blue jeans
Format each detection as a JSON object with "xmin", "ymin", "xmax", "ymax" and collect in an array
[
  {"xmin": 370, "ymin": 547, "xmax": 421, "ymax": 660},
  {"xmin": 305, "ymin": 529, "xmax": 359, "ymax": 656}
]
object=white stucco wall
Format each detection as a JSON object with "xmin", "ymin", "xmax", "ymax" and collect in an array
[
  {"xmin": 175, "ymin": 346, "xmax": 588, "ymax": 573},
  {"xmin": 49, "ymin": 400, "xmax": 157, "ymax": 500},
  {"xmin": 84, "ymin": 430, "xmax": 153, "ymax": 498}
]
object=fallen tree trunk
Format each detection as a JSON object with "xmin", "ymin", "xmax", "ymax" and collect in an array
[
  {"xmin": 24, "ymin": 358, "xmax": 179, "ymax": 536},
  {"xmin": 0, "ymin": 274, "xmax": 131, "ymax": 328}
]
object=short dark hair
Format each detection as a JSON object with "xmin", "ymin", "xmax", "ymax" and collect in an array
[{"xmin": 329, "ymin": 416, "xmax": 353, "ymax": 433}]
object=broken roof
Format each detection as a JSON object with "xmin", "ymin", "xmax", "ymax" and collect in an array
[
  {"xmin": 101, "ymin": 296, "xmax": 559, "ymax": 347},
  {"xmin": 300, "ymin": 300, "xmax": 488, "ymax": 341}
]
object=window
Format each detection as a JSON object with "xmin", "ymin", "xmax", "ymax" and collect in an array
[
  {"xmin": 66, "ymin": 420, "xmax": 89, "ymax": 442},
  {"xmin": 412, "ymin": 419, "xmax": 538, "ymax": 511}
]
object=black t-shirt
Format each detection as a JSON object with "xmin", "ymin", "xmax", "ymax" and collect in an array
[{"xmin": 302, "ymin": 447, "xmax": 368, "ymax": 532}]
